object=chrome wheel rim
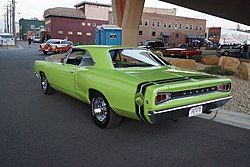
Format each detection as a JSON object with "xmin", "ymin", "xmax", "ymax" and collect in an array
[
  {"xmin": 92, "ymin": 97, "xmax": 108, "ymax": 122},
  {"xmin": 41, "ymin": 75, "xmax": 48, "ymax": 92}
]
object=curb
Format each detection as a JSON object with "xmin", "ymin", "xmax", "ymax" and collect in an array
[{"xmin": 197, "ymin": 109, "xmax": 250, "ymax": 130}]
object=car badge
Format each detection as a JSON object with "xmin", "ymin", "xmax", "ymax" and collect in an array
[{"xmin": 135, "ymin": 93, "xmax": 144, "ymax": 106}]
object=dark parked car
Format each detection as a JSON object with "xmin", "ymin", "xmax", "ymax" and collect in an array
[
  {"xmin": 139, "ymin": 41, "xmax": 165, "ymax": 50},
  {"xmin": 216, "ymin": 44, "xmax": 242, "ymax": 56}
]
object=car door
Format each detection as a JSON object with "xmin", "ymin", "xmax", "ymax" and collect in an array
[{"xmin": 48, "ymin": 49, "xmax": 86, "ymax": 97}]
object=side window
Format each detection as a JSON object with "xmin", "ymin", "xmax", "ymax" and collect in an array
[
  {"xmin": 80, "ymin": 50, "xmax": 95, "ymax": 66},
  {"xmin": 222, "ymin": 46, "xmax": 230, "ymax": 49},
  {"xmin": 66, "ymin": 50, "xmax": 85, "ymax": 65}
]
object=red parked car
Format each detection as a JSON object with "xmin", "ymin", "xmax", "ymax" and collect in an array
[{"xmin": 164, "ymin": 46, "xmax": 202, "ymax": 59}]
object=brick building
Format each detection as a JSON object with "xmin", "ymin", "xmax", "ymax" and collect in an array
[
  {"xmin": 44, "ymin": 1, "xmax": 111, "ymax": 43},
  {"xmin": 109, "ymin": 7, "xmax": 206, "ymax": 46}
]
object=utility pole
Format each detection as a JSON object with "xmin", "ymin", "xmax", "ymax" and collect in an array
[
  {"xmin": 6, "ymin": 5, "xmax": 10, "ymax": 33},
  {"xmin": 9, "ymin": 4, "xmax": 12, "ymax": 34},
  {"xmin": 12, "ymin": 0, "xmax": 16, "ymax": 37},
  {"xmin": 3, "ymin": 14, "xmax": 7, "ymax": 33}
]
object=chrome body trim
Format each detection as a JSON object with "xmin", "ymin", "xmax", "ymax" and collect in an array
[{"xmin": 149, "ymin": 96, "xmax": 232, "ymax": 115}]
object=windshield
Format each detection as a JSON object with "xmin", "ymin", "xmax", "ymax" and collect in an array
[{"xmin": 109, "ymin": 49, "xmax": 168, "ymax": 68}]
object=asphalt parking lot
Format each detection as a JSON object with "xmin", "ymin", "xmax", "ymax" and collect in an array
[{"xmin": 0, "ymin": 42, "xmax": 249, "ymax": 167}]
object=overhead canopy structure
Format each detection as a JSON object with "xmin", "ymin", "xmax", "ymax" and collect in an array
[
  {"xmin": 161, "ymin": 32, "xmax": 171, "ymax": 37},
  {"xmin": 160, "ymin": 0, "xmax": 249, "ymax": 26}
]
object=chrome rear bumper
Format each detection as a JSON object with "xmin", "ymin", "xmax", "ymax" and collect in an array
[{"xmin": 148, "ymin": 96, "xmax": 232, "ymax": 123}]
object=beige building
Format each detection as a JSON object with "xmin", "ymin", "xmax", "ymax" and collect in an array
[
  {"xmin": 75, "ymin": 1, "xmax": 111, "ymax": 21},
  {"xmin": 143, "ymin": 7, "xmax": 176, "ymax": 16}
]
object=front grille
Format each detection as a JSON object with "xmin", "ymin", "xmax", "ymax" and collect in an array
[{"xmin": 171, "ymin": 86, "xmax": 217, "ymax": 99}]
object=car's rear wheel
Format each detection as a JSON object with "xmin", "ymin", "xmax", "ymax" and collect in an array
[
  {"xmin": 91, "ymin": 93, "xmax": 122, "ymax": 129},
  {"xmin": 43, "ymin": 51, "xmax": 47, "ymax": 55},
  {"xmin": 41, "ymin": 73, "xmax": 55, "ymax": 95}
]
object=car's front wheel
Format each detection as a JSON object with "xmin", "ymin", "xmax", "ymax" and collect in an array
[
  {"xmin": 91, "ymin": 94, "xmax": 122, "ymax": 129},
  {"xmin": 40, "ymin": 73, "xmax": 55, "ymax": 95},
  {"xmin": 223, "ymin": 51, "xmax": 229, "ymax": 56}
]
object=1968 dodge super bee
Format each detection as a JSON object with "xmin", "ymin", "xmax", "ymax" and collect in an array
[{"xmin": 34, "ymin": 46, "xmax": 232, "ymax": 128}]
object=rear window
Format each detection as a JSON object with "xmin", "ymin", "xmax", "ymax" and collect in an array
[
  {"xmin": 46, "ymin": 40, "xmax": 60, "ymax": 44},
  {"xmin": 109, "ymin": 49, "xmax": 168, "ymax": 68}
]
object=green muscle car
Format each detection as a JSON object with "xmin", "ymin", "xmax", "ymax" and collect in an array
[{"xmin": 34, "ymin": 46, "xmax": 232, "ymax": 128}]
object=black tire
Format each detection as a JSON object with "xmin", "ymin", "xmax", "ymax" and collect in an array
[
  {"xmin": 43, "ymin": 51, "xmax": 47, "ymax": 55},
  {"xmin": 223, "ymin": 51, "xmax": 229, "ymax": 56},
  {"xmin": 40, "ymin": 73, "xmax": 55, "ymax": 95},
  {"xmin": 91, "ymin": 93, "xmax": 122, "ymax": 129}
]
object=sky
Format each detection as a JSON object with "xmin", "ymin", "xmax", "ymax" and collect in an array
[{"xmin": 1, "ymin": 0, "xmax": 250, "ymax": 33}]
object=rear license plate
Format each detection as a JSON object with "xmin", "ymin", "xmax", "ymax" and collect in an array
[
  {"xmin": 188, "ymin": 106, "xmax": 203, "ymax": 117},
  {"xmin": 170, "ymin": 53, "xmax": 175, "ymax": 56}
]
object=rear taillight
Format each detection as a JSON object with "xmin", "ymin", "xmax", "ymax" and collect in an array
[
  {"xmin": 156, "ymin": 93, "xmax": 171, "ymax": 104},
  {"xmin": 217, "ymin": 83, "xmax": 231, "ymax": 92}
]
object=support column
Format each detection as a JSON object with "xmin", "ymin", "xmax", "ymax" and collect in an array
[{"xmin": 112, "ymin": 0, "xmax": 145, "ymax": 46}]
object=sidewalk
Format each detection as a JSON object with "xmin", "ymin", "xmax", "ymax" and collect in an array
[
  {"xmin": 0, "ymin": 43, "xmax": 23, "ymax": 51},
  {"xmin": 197, "ymin": 109, "xmax": 250, "ymax": 130}
]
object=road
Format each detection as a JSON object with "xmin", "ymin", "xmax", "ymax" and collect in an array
[{"xmin": 0, "ymin": 41, "xmax": 249, "ymax": 167}]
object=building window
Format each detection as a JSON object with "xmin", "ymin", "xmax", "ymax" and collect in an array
[
  {"xmin": 190, "ymin": 25, "xmax": 193, "ymax": 31},
  {"xmin": 82, "ymin": 22, "xmax": 86, "ymax": 26},
  {"xmin": 196, "ymin": 25, "xmax": 199, "ymax": 31},
  {"xmin": 168, "ymin": 22, "xmax": 172, "ymax": 29},
  {"xmin": 87, "ymin": 23, "xmax": 91, "ymax": 26},
  {"xmin": 30, "ymin": 25, "xmax": 35, "ymax": 30},
  {"xmin": 92, "ymin": 23, "xmax": 96, "ymax": 27},
  {"xmin": 144, "ymin": 20, "xmax": 148, "ymax": 27},
  {"xmin": 176, "ymin": 33, "xmax": 179, "ymax": 38},
  {"xmin": 45, "ymin": 19, "xmax": 51, "ymax": 25},
  {"xmin": 77, "ymin": 32, "xmax": 82, "ymax": 35},
  {"xmin": 58, "ymin": 31, "xmax": 63, "ymax": 34},
  {"xmin": 20, "ymin": 25, "xmax": 22, "ymax": 29},
  {"xmin": 152, "ymin": 31, "xmax": 156, "ymax": 36},
  {"xmin": 139, "ymin": 31, "xmax": 143, "ymax": 35},
  {"xmin": 152, "ymin": 21, "xmax": 156, "ymax": 27},
  {"xmin": 68, "ymin": 31, "xmax": 73, "ymax": 35},
  {"xmin": 163, "ymin": 22, "xmax": 167, "ymax": 28},
  {"xmin": 175, "ymin": 23, "xmax": 178, "ymax": 29},
  {"xmin": 110, "ymin": 34, "xmax": 117, "ymax": 39},
  {"xmin": 199, "ymin": 25, "xmax": 203, "ymax": 31},
  {"xmin": 140, "ymin": 19, "xmax": 143, "ymax": 26},
  {"xmin": 157, "ymin": 21, "xmax": 160, "ymax": 28},
  {"xmin": 179, "ymin": 23, "xmax": 183, "ymax": 30},
  {"xmin": 185, "ymin": 24, "xmax": 189, "ymax": 30},
  {"xmin": 86, "ymin": 33, "xmax": 91, "ymax": 36}
]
